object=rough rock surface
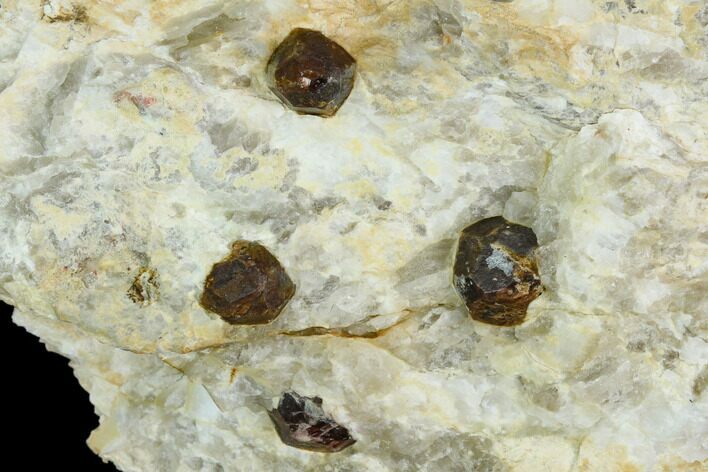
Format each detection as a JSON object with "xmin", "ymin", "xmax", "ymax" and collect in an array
[{"xmin": 0, "ymin": 1, "xmax": 706, "ymax": 470}]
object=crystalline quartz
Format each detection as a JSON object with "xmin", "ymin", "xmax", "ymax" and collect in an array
[{"xmin": 0, "ymin": 1, "xmax": 706, "ymax": 471}]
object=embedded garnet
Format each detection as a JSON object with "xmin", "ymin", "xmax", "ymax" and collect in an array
[
  {"xmin": 200, "ymin": 241, "xmax": 295, "ymax": 325},
  {"xmin": 268, "ymin": 391, "xmax": 356, "ymax": 453},
  {"xmin": 453, "ymin": 216, "xmax": 542, "ymax": 326},
  {"xmin": 266, "ymin": 28, "xmax": 356, "ymax": 117}
]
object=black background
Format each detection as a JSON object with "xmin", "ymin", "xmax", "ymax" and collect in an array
[{"xmin": 1, "ymin": 301, "xmax": 118, "ymax": 470}]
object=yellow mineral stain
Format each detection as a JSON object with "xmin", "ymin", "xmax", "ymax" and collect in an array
[
  {"xmin": 335, "ymin": 178, "xmax": 377, "ymax": 200},
  {"xmin": 30, "ymin": 199, "xmax": 91, "ymax": 241},
  {"xmin": 346, "ymin": 139, "xmax": 363, "ymax": 156},
  {"xmin": 231, "ymin": 150, "xmax": 289, "ymax": 190},
  {"xmin": 149, "ymin": 0, "xmax": 202, "ymax": 24},
  {"xmin": 345, "ymin": 222, "xmax": 411, "ymax": 273},
  {"xmin": 661, "ymin": 459, "xmax": 708, "ymax": 471},
  {"xmin": 88, "ymin": 416, "xmax": 121, "ymax": 454},
  {"xmin": 578, "ymin": 442, "xmax": 643, "ymax": 472},
  {"xmin": 89, "ymin": 1, "xmax": 140, "ymax": 28},
  {"xmin": 680, "ymin": 4, "xmax": 708, "ymax": 57}
]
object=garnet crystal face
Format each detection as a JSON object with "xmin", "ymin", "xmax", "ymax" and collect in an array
[
  {"xmin": 200, "ymin": 241, "xmax": 295, "ymax": 325},
  {"xmin": 268, "ymin": 391, "xmax": 356, "ymax": 453},
  {"xmin": 453, "ymin": 216, "xmax": 543, "ymax": 326},
  {"xmin": 266, "ymin": 28, "xmax": 356, "ymax": 117}
]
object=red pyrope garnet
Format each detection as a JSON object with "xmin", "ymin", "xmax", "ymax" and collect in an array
[
  {"xmin": 200, "ymin": 241, "xmax": 295, "ymax": 325},
  {"xmin": 266, "ymin": 28, "xmax": 356, "ymax": 117},
  {"xmin": 268, "ymin": 391, "xmax": 356, "ymax": 453},
  {"xmin": 453, "ymin": 216, "xmax": 543, "ymax": 326}
]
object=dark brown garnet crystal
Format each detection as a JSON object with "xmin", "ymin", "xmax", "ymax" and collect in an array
[
  {"xmin": 453, "ymin": 216, "xmax": 542, "ymax": 326},
  {"xmin": 200, "ymin": 241, "xmax": 295, "ymax": 324},
  {"xmin": 266, "ymin": 28, "xmax": 356, "ymax": 117},
  {"xmin": 268, "ymin": 391, "xmax": 356, "ymax": 453}
]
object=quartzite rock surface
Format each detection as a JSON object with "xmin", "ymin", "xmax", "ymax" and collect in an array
[{"xmin": 0, "ymin": 1, "xmax": 706, "ymax": 471}]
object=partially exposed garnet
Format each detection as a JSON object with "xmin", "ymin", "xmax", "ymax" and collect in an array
[
  {"xmin": 268, "ymin": 391, "xmax": 356, "ymax": 453},
  {"xmin": 200, "ymin": 241, "xmax": 295, "ymax": 325},
  {"xmin": 266, "ymin": 28, "xmax": 356, "ymax": 117},
  {"xmin": 453, "ymin": 216, "xmax": 542, "ymax": 326}
]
